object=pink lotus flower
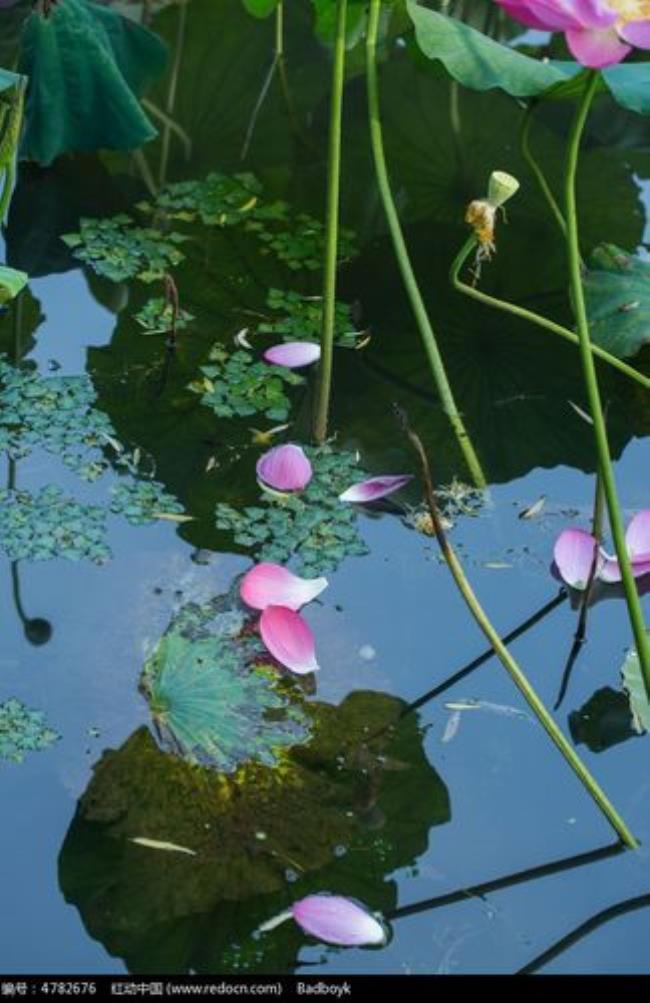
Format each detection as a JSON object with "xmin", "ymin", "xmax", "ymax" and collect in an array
[
  {"xmin": 256, "ymin": 444, "xmax": 312, "ymax": 492},
  {"xmin": 259, "ymin": 605, "xmax": 320, "ymax": 674},
  {"xmin": 240, "ymin": 562, "xmax": 328, "ymax": 611},
  {"xmin": 339, "ymin": 474, "xmax": 413, "ymax": 504},
  {"xmin": 553, "ymin": 509, "xmax": 650, "ymax": 590},
  {"xmin": 495, "ymin": 0, "xmax": 650, "ymax": 68},
  {"xmin": 291, "ymin": 895, "xmax": 387, "ymax": 946},
  {"xmin": 263, "ymin": 342, "xmax": 321, "ymax": 368}
]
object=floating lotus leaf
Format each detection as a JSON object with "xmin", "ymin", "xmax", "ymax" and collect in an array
[
  {"xmin": 621, "ymin": 635, "xmax": 650, "ymax": 735},
  {"xmin": 19, "ymin": 0, "xmax": 168, "ymax": 166},
  {"xmin": 59, "ymin": 682, "xmax": 449, "ymax": 972},
  {"xmin": 583, "ymin": 245, "xmax": 650, "ymax": 360},
  {"xmin": 140, "ymin": 588, "xmax": 310, "ymax": 771}
]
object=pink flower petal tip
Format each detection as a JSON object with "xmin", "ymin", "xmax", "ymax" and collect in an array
[
  {"xmin": 257, "ymin": 444, "xmax": 313, "ymax": 492},
  {"xmin": 259, "ymin": 605, "xmax": 320, "ymax": 675},
  {"xmin": 291, "ymin": 895, "xmax": 387, "ymax": 947},
  {"xmin": 339, "ymin": 474, "xmax": 413, "ymax": 504},
  {"xmin": 625, "ymin": 509, "xmax": 650, "ymax": 561},
  {"xmin": 240, "ymin": 562, "xmax": 328, "ymax": 611},
  {"xmin": 553, "ymin": 528, "xmax": 600, "ymax": 590},
  {"xmin": 263, "ymin": 342, "xmax": 321, "ymax": 368}
]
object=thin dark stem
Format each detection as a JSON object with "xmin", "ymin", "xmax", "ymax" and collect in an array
[
  {"xmin": 403, "ymin": 590, "xmax": 567, "ymax": 719},
  {"xmin": 518, "ymin": 893, "xmax": 650, "ymax": 974},
  {"xmin": 387, "ymin": 840, "xmax": 624, "ymax": 921},
  {"xmin": 555, "ymin": 472, "xmax": 605, "ymax": 711},
  {"xmin": 520, "ymin": 101, "xmax": 567, "ymax": 239}
]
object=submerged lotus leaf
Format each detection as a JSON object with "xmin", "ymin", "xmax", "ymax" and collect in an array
[
  {"xmin": 140, "ymin": 589, "xmax": 310, "ymax": 771},
  {"xmin": 568, "ymin": 687, "xmax": 640, "ymax": 753},
  {"xmin": 0, "ymin": 698, "xmax": 59, "ymax": 764},
  {"xmin": 215, "ymin": 446, "xmax": 370, "ymax": 575},
  {"xmin": 621, "ymin": 635, "xmax": 650, "ymax": 735},
  {"xmin": 59, "ymin": 682, "xmax": 449, "ymax": 972},
  {"xmin": 18, "ymin": 0, "xmax": 167, "ymax": 166},
  {"xmin": 583, "ymin": 245, "xmax": 650, "ymax": 360}
]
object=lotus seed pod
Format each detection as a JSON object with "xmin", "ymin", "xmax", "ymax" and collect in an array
[{"xmin": 487, "ymin": 171, "xmax": 520, "ymax": 209}]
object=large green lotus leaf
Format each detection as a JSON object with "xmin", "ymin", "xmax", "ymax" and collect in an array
[
  {"xmin": 621, "ymin": 634, "xmax": 650, "ymax": 735},
  {"xmin": 146, "ymin": 0, "xmax": 329, "ymax": 178},
  {"xmin": 406, "ymin": 1, "xmax": 573, "ymax": 98},
  {"xmin": 0, "ymin": 264, "xmax": 28, "ymax": 304},
  {"xmin": 0, "ymin": 0, "xmax": 32, "ymax": 68},
  {"xmin": 58, "ymin": 686, "xmax": 449, "ymax": 972},
  {"xmin": 18, "ymin": 0, "xmax": 168, "ymax": 166},
  {"xmin": 583, "ymin": 244, "xmax": 650, "ymax": 360},
  {"xmin": 140, "ymin": 588, "xmax": 309, "ymax": 771}
]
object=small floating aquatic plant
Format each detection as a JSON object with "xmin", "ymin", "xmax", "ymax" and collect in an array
[{"xmin": 0, "ymin": 698, "xmax": 59, "ymax": 764}]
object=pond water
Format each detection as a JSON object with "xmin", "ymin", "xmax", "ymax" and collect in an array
[{"xmin": 1, "ymin": 0, "xmax": 649, "ymax": 977}]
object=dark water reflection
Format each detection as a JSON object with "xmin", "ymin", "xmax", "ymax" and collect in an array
[{"xmin": 1, "ymin": 0, "xmax": 649, "ymax": 976}]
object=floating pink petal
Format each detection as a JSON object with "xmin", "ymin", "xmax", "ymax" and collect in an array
[
  {"xmin": 339, "ymin": 474, "xmax": 413, "ymax": 504},
  {"xmin": 259, "ymin": 605, "xmax": 319, "ymax": 675},
  {"xmin": 625, "ymin": 509, "xmax": 650, "ymax": 562},
  {"xmin": 291, "ymin": 895, "xmax": 387, "ymax": 947},
  {"xmin": 264, "ymin": 342, "xmax": 321, "ymax": 368},
  {"xmin": 553, "ymin": 528, "xmax": 600, "ymax": 590},
  {"xmin": 240, "ymin": 563, "xmax": 328, "ymax": 611},
  {"xmin": 256, "ymin": 444, "xmax": 312, "ymax": 492},
  {"xmin": 599, "ymin": 555, "xmax": 650, "ymax": 584}
]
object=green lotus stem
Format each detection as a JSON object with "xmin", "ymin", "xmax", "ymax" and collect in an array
[
  {"xmin": 566, "ymin": 71, "xmax": 650, "ymax": 699},
  {"xmin": 313, "ymin": 0, "xmax": 347, "ymax": 444},
  {"xmin": 450, "ymin": 237, "xmax": 650, "ymax": 391},
  {"xmin": 158, "ymin": 0, "xmax": 188, "ymax": 188},
  {"xmin": 400, "ymin": 409, "xmax": 637, "ymax": 850},
  {"xmin": 365, "ymin": 0, "xmax": 486, "ymax": 486},
  {"xmin": 520, "ymin": 101, "xmax": 567, "ymax": 239}
]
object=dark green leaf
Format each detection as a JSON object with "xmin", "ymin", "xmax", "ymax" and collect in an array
[{"xmin": 584, "ymin": 244, "xmax": 650, "ymax": 360}]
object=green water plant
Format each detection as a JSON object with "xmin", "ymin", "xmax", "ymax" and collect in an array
[
  {"xmin": 0, "ymin": 485, "xmax": 110, "ymax": 563},
  {"xmin": 190, "ymin": 345, "xmax": 304, "ymax": 421},
  {"xmin": 258, "ymin": 288, "xmax": 361, "ymax": 349},
  {"xmin": 216, "ymin": 445, "xmax": 369, "ymax": 574},
  {"xmin": 140, "ymin": 171, "xmax": 262, "ymax": 226},
  {"xmin": 62, "ymin": 215, "xmax": 187, "ymax": 283},
  {"xmin": 0, "ymin": 698, "xmax": 59, "ymax": 764},
  {"xmin": 247, "ymin": 203, "xmax": 357, "ymax": 272},
  {"xmin": 134, "ymin": 296, "xmax": 194, "ymax": 336},
  {"xmin": 0, "ymin": 72, "xmax": 25, "ymax": 224}
]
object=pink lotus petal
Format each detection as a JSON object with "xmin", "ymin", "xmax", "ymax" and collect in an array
[
  {"xmin": 240, "ymin": 562, "xmax": 328, "ymax": 611},
  {"xmin": 553, "ymin": 528, "xmax": 600, "ymax": 590},
  {"xmin": 291, "ymin": 895, "xmax": 387, "ymax": 947},
  {"xmin": 339, "ymin": 474, "xmax": 413, "ymax": 504},
  {"xmin": 566, "ymin": 25, "xmax": 631, "ymax": 67},
  {"xmin": 625, "ymin": 510, "xmax": 650, "ymax": 561},
  {"xmin": 618, "ymin": 19, "xmax": 650, "ymax": 50},
  {"xmin": 259, "ymin": 606, "xmax": 319, "ymax": 675},
  {"xmin": 256, "ymin": 444, "xmax": 312, "ymax": 492},
  {"xmin": 263, "ymin": 342, "xmax": 321, "ymax": 368},
  {"xmin": 599, "ymin": 555, "xmax": 650, "ymax": 584}
]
